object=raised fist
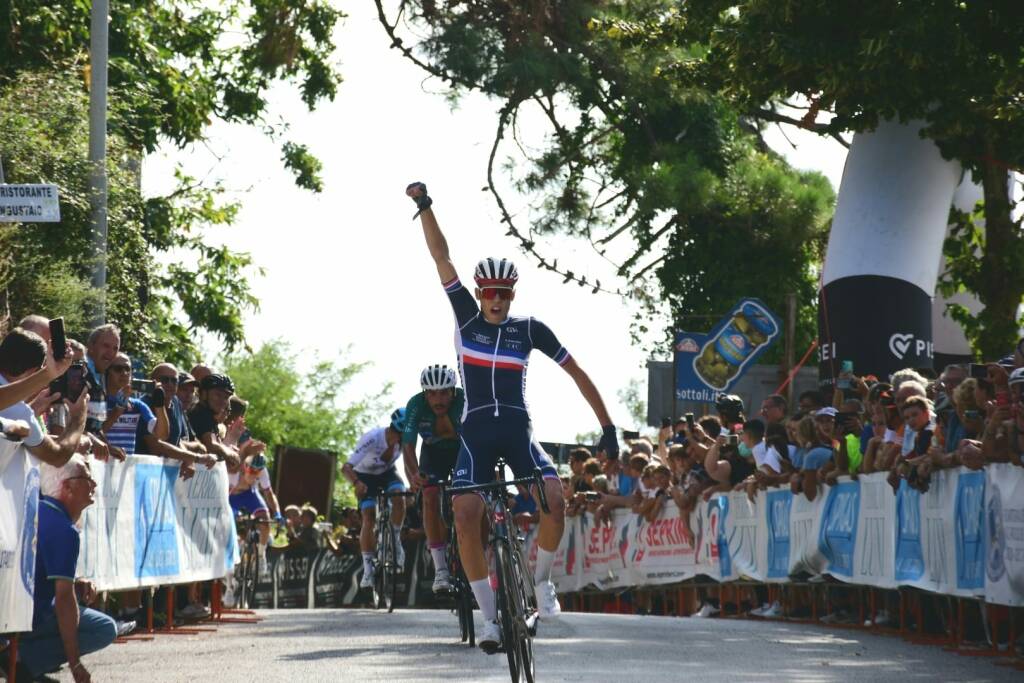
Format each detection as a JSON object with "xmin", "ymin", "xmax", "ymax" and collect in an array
[{"xmin": 406, "ymin": 181, "xmax": 433, "ymax": 217}]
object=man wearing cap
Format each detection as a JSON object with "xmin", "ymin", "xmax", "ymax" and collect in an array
[
  {"xmin": 189, "ymin": 374, "xmax": 241, "ymax": 467},
  {"xmin": 715, "ymin": 394, "xmax": 746, "ymax": 433},
  {"xmin": 136, "ymin": 361, "xmax": 217, "ymax": 473},
  {"xmin": 177, "ymin": 371, "xmax": 198, "ymax": 412}
]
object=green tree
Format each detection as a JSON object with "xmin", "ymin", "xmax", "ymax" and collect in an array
[
  {"xmin": 376, "ymin": 0, "xmax": 834, "ymax": 355},
  {"xmin": 221, "ymin": 339, "xmax": 391, "ymax": 512},
  {"xmin": 0, "ymin": 1, "xmax": 345, "ymax": 358},
  {"xmin": 637, "ymin": 1, "xmax": 1024, "ymax": 358},
  {"xmin": 618, "ymin": 378, "xmax": 646, "ymax": 429}
]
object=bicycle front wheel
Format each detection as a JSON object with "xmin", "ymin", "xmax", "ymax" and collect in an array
[
  {"xmin": 380, "ymin": 526, "xmax": 395, "ymax": 612},
  {"xmin": 510, "ymin": 545, "xmax": 537, "ymax": 683},
  {"xmin": 241, "ymin": 545, "xmax": 259, "ymax": 609},
  {"xmin": 495, "ymin": 540, "xmax": 524, "ymax": 683}
]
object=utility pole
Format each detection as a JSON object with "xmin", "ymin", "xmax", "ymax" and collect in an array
[{"xmin": 88, "ymin": 0, "xmax": 109, "ymax": 325}]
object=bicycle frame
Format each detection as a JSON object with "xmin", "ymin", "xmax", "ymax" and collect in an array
[
  {"xmin": 370, "ymin": 489, "xmax": 414, "ymax": 612},
  {"xmin": 446, "ymin": 466, "xmax": 550, "ymax": 683}
]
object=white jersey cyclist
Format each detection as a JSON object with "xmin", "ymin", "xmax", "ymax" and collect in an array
[{"xmin": 349, "ymin": 426, "xmax": 402, "ymax": 476}]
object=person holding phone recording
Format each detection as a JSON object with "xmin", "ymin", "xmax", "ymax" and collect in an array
[{"xmin": 407, "ymin": 181, "xmax": 619, "ymax": 652}]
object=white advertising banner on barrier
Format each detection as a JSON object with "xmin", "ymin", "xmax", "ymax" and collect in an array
[
  {"xmin": 985, "ymin": 463, "xmax": 1024, "ymax": 606},
  {"xmin": 542, "ymin": 467, "xmax": 1024, "ymax": 606},
  {"xmin": 77, "ymin": 455, "xmax": 237, "ymax": 591},
  {"xmin": 0, "ymin": 439, "xmax": 38, "ymax": 632}
]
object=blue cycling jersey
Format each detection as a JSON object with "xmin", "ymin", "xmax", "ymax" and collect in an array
[{"xmin": 444, "ymin": 276, "xmax": 570, "ymax": 419}]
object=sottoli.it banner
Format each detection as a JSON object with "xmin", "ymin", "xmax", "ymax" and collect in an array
[
  {"xmin": 535, "ymin": 467, "xmax": 1024, "ymax": 606},
  {"xmin": 76, "ymin": 455, "xmax": 237, "ymax": 591},
  {"xmin": 0, "ymin": 438, "xmax": 39, "ymax": 632}
]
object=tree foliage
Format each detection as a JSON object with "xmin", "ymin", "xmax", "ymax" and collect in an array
[
  {"xmin": 0, "ymin": 1, "xmax": 345, "ymax": 360},
  {"xmin": 623, "ymin": 1, "xmax": 1024, "ymax": 358},
  {"xmin": 383, "ymin": 0, "xmax": 1024, "ymax": 358},
  {"xmin": 377, "ymin": 0, "xmax": 834, "ymax": 355},
  {"xmin": 221, "ymin": 339, "xmax": 391, "ymax": 511}
]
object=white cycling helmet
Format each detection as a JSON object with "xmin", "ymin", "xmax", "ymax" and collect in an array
[
  {"xmin": 474, "ymin": 257, "xmax": 519, "ymax": 287},
  {"xmin": 420, "ymin": 364, "xmax": 457, "ymax": 391}
]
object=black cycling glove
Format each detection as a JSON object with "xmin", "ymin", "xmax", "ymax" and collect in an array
[
  {"xmin": 597, "ymin": 424, "xmax": 619, "ymax": 460},
  {"xmin": 406, "ymin": 181, "xmax": 433, "ymax": 219}
]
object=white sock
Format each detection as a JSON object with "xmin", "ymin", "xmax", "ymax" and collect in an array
[
  {"xmin": 362, "ymin": 552, "xmax": 374, "ymax": 573},
  {"xmin": 392, "ymin": 523, "xmax": 403, "ymax": 542},
  {"xmin": 470, "ymin": 578, "xmax": 497, "ymax": 621},
  {"xmin": 430, "ymin": 546, "xmax": 447, "ymax": 572},
  {"xmin": 534, "ymin": 547, "xmax": 556, "ymax": 585}
]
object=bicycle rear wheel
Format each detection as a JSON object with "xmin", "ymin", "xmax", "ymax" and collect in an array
[{"xmin": 495, "ymin": 540, "xmax": 524, "ymax": 683}]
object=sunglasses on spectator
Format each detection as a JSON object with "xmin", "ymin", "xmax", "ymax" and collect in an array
[
  {"xmin": 109, "ymin": 365, "xmax": 131, "ymax": 373},
  {"xmin": 480, "ymin": 287, "xmax": 513, "ymax": 301},
  {"xmin": 67, "ymin": 473, "xmax": 96, "ymax": 486},
  {"xmin": 156, "ymin": 375, "xmax": 179, "ymax": 385}
]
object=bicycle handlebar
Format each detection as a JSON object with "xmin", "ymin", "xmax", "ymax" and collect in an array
[{"xmin": 445, "ymin": 467, "xmax": 551, "ymax": 514}]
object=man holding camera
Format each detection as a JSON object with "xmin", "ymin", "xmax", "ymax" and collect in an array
[
  {"xmin": 0, "ymin": 328, "xmax": 88, "ymax": 466},
  {"xmin": 407, "ymin": 181, "xmax": 619, "ymax": 653},
  {"xmin": 401, "ymin": 364, "xmax": 465, "ymax": 594}
]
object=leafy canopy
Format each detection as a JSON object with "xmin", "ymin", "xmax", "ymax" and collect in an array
[
  {"xmin": 222, "ymin": 339, "xmax": 392, "ymax": 511},
  {"xmin": 378, "ymin": 0, "xmax": 834, "ymax": 355}
]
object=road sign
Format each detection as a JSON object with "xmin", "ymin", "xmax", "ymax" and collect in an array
[{"xmin": 0, "ymin": 184, "xmax": 61, "ymax": 222}]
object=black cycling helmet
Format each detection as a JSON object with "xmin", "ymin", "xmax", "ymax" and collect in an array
[
  {"xmin": 199, "ymin": 373, "xmax": 235, "ymax": 394},
  {"xmin": 715, "ymin": 393, "xmax": 744, "ymax": 415}
]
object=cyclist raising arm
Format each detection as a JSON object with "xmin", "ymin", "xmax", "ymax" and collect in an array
[
  {"xmin": 406, "ymin": 182, "xmax": 619, "ymax": 653},
  {"xmin": 342, "ymin": 409, "xmax": 409, "ymax": 589},
  {"xmin": 228, "ymin": 453, "xmax": 282, "ymax": 569},
  {"xmin": 402, "ymin": 364, "xmax": 464, "ymax": 594}
]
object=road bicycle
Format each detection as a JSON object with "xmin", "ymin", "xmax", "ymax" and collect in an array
[
  {"xmin": 447, "ymin": 465, "xmax": 549, "ymax": 683},
  {"xmin": 440, "ymin": 479, "xmax": 475, "ymax": 647},
  {"xmin": 372, "ymin": 489, "xmax": 415, "ymax": 613},
  {"xmin": 234, "ymin": 513, "xmax": 263, "ymax": 609}
]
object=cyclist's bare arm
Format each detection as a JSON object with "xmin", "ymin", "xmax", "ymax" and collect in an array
[
  {"xmin": 417, "ymin": 208, "xmax": 458, "ymax": 282},
  {"xmin": 407, "ymin": 185, "xmax": 457, "ymax": 283},
  {"xmin": 562, "ymin": 358, "xmax": 613, "ymax": 427}
]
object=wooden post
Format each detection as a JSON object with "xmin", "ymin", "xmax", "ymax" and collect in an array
[{"xmin": 783, "ymin": 292, "xmax": 797, "ymax": 401}]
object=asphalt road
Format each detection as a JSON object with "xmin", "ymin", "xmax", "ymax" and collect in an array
[{"xmin": 58, "ymin": 609, "xmax": 1019, "ymax": 682}]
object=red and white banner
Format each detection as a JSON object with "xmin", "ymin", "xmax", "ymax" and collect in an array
[{"xmin": 526, "ymin": 467, "xmax": 1024, "ymax": 606}]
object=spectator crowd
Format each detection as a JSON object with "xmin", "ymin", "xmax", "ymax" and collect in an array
[
  {"xmin": 3, "ymin": 315, "xmax": 1023, "ymax": 679},
  {"xmin": 0, "ymin": 317, "xmax": 298, "ymax": 682},
  {"xmin": 558, "ymin": 342, "xmax": 1024, "ymax": 633}
]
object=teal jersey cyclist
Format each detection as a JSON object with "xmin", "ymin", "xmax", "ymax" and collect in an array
[
  {"xmin": 401, "ymin": 364, "xmax": 464, "ymax": 594},
  {"xmin": 406, "ymin": 181, "xmax": 620, "ymax": 654}
]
